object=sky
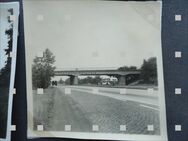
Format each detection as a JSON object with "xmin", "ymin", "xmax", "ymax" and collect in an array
[
  {"xmin": 24, "ymin": 0, "xmax": 161, "ymax": 71},
  {"xmin": 0, "ymin": 7, "xmax": 9, "ymax": 70}
]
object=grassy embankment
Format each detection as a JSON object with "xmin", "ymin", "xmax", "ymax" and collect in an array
[{"xmin": 32, "ymin": 87, "xmax": 55, "ymax": 130}]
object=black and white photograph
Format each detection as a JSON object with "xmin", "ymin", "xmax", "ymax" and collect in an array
[
  {"xmin": 0, "ymin": 2, "xmax": 19, "ymax": 141},
  {"xmin": 24, "ymin": 1, "xmax": 167, "ymax": 140}
]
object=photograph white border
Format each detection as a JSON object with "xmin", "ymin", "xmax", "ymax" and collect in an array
[{"xmin": 24, "ymin": 1, "xmax": 168, "ymax": 141}]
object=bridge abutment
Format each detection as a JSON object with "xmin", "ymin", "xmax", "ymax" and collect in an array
[
  {"xmin": 117, "ymin": 75, "xmax": 126, "ymax": 86},
  {"xmin": 70, "ymin": 75, "xmax": 78, "ymax": 85}
]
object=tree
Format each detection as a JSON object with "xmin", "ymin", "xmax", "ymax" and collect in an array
[
  {"xmin": 118, "ymin": 66, "xmax": 137, "ymax": 71},
  {"xmin": 140, "ymin": 57, "xmax": 157, "ymax": 85},
  {"xmin": 92, "ymin": 76, "xmax": 102, "ymax": 84},
  {"xmin": 32, "ymin": 49, "xmax": 56, "ymax": 89},
  {"xmin": 0, "ymin": 9, "xmax": 13, "ymax": 87},
  {"xmin": 79, "ymin": 76, "xmax": 102, "ymax": 85},
  {"xmin": 0, "ymin": 8, "xmax": 14, "ymax": 138}
]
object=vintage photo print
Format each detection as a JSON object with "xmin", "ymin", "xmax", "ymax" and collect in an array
[
  {"xmin": 0, "ymin": 2, "xmax": 19, "ymax": 141},
  {"xmin": 24, "ymin": 0, "xmax": 168, "ymax": 140}
]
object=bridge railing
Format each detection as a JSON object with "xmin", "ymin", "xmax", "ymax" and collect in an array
[{"xmin": 55, "ymin": 67, "xmax": 120, "ymax": 71}]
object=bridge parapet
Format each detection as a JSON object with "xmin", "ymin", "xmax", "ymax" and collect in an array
[{"xmin": 54, "ymin": 69, "xmax": 140, "ymax": 76}]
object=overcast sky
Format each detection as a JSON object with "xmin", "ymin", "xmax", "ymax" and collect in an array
[
  {"xmin": 24, "ymin": 0, "xmax": 161, "ymax": 70},
  {"xmin": 0, "ymin": 7, "xmax": 9, "ymax": 70}
]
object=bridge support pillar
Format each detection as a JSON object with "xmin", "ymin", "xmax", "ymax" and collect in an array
[
  {"xmin": 70, "ymin": 75, "xmax": 78, "ymax": 85},
  {"xmin": 117, "ymin": 75, "xmax": 126, "ymax": 86}
]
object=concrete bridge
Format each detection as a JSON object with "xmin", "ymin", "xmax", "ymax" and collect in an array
[{"xmin": 54, "ymin": 68, "xmax": 141, "ymax": 86}]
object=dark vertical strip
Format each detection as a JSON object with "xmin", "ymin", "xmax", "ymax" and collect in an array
[
  {"xmin": 12, "ymin": 0, "xmax": 27, "ymax": 141},
  {"xmin": 162, "ymin": 0, "xmax": 188, "ymax": 141}
]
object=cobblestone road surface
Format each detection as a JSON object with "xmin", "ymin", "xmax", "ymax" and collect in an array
[{"xmin": 33, "ymin": 86, "xmax": 160, "ymax": 135}]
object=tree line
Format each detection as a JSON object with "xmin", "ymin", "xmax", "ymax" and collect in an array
[
  {"xmin": 0, "ymin": 8, "xmax": 14, "ymax": 138},
  {"xmin": 0, "ymin": 9, "xmax": 14, "ymax": 87}
]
